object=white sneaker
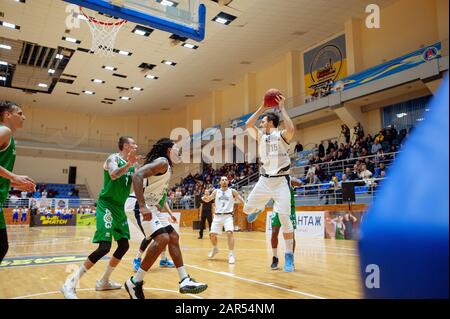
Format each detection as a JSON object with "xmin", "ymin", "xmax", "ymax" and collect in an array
[
  {"xmin": 95, "ymin": 279, "xmax": 122, "ymax": 291},
  {"xmin": 208, "ymin": 247, "xmax": 219, "ymax": 259},
  {"xmin": 179, "ymin": 276, "xmax": 208, "ymax": 294},
  {"xmin": 60, "ymin": 281, "xmax": 78, "ymax": 299},
  {"xmin": 228, "ymin": 253, "xmax": 235, "ymax": 264}
]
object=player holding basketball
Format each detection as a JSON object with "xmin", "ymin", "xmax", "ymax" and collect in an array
[
  {"xmin": 125, "ymin": 138, "xmax": 207, "ymax": 299},
  {"xmin": 270, "ymin": 176, "xmax": 301, "ymax": 270},
  {"xmin": 201, "ymin": 176, "xmax": 245, "ymax": 264},
  {"xmin": 61, "ymin": 136, "xmax": 138, "ymax": 299},
  {"xmin": 243, "ymin": 94, "xmax": 297, "ymax": 272},
  {"xmin": 0, "ymin": 101, "xmax": 36, "ymax": 265}
]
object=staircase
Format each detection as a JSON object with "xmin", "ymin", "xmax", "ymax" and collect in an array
[{"xmin": 76, "ymin": 184, "xmax": 91, "ymax": 198}]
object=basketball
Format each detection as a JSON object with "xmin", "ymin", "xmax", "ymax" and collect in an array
[{"xmin": 264, "ymin": 88, "xmax": 283, "ymax": 107}]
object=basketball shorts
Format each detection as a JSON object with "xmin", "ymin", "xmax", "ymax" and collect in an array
[
  {"xmin": 0, "ymin": 208, "xmax": 5, "ymax": 230},
  {"xmin": 244, "ymin": 176, "xmax": 291, "ymax": 216},
  {"xmin": 92, "ymin": 199, "xmax": 130, "ymax": 243},
  {"xmin": 210, "ymin": 214, "xmax": 234, "ymax": 235},
  {"xmin": 125, "ymin": 198, "xmax": 172, "ymax": 239}
]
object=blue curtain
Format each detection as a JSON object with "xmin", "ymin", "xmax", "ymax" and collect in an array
[{"xmin": 382, "ymin": 95, "xmax": 433, "ymax": 131}]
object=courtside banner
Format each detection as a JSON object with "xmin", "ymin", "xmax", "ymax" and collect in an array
[
  {"xmin": 266, "ymin": 211, "xmax": 325, "ymax": 238},
  {"xmin": 76, "ymin": 213, "xmax": 96, "ymax": 226},
  {"xmin": 30, "ymin": 215, "xmax": 76, "ymax": 227}
]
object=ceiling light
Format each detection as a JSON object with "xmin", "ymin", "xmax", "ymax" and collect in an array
[
  {"xmin": 0, "ymin": 61, "xmax": 8, "ymax": 66},
  {"xmin": 0, "ymin": 44, "xmax": 12, "ymax": 50},
  {"xmin": 212, "ymin": 12, "xmax": 237, "ymax": 25},
  {"xmin": 103, "ymin": 65, "xmax": 117, "ymax": 71},
  {"xmin": 132, "ymin": 25, "xmax": 153, "ymax": 37},
  {"xmin": 0, "ymin": 21, "xmax": 20, "ymax": 30},
  {"xmin": 396, "ymin": 113, "xmax": 407, "ymax": 118},
  {"xmin": 48, "ymin": 69, "xmax": 56, "ymax": 74},
  {"xmin": 162, "ymin": 60, "xmax": 176, "ymax": 66},
  {"xmin": 182, "ymin": 43, "xmax": 198, "ymax": 49},
  {"xmin": 131, "ymin": 87, "xmax": 143, "ymax": 91},
  {"xmin": 92, "ymin": 79, "xmax": 105, "ymax": 84},
  {"xmin": 56, "ymin": 54, "xmax": 64, "ymax": 60},
  {"xmin": 117, "ymin": 50, "xmax": 132, "ymax": 56},
  {"xmin": 145, "ymin": 75, "xmax": 158, "ymax": 80},
  {"xmin": 83, "ymin": 90, "xmax": 95, "ymax": 95},
  {"xmin": 120, "ymin": 96, "xmax": 131, "ymax": 100},
  {"xmin": 62, "ymin": 36, "xmax": 81, "ymax": 44},
  {"xmin": 157, "ymin": 0, "xmax": 177, "ymax": 6},
  {"xmin": 0, "ymin": 76, "xmax": 6, "ymax": 81},
  {"xmin": 215, "ymin": 17, "xmax": 228, "ymax": 24},
  {"xmin": 38, "ymin": 83, "xmax": 48, "ymax": 88}
]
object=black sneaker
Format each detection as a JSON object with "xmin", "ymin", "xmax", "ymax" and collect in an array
[
  {"xmin": 271, "ymin": 256, "xmax": 279, "ymax": 270},
  {"xmin": 125, "ymin": 277, "xmax": 145, "ymax": 299}
]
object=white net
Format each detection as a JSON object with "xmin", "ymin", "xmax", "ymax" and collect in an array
[{"xmin": 80, "ymin": 7, "xmax": 127, "ymax": 57}]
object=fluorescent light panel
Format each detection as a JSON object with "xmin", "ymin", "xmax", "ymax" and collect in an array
[{"xmin": 0, "ymin": 44, "xmax": 12, "ymax": 50}]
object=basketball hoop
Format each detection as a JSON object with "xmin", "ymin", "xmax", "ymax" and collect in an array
[{"xmin": 80, "ymin": 6, "xmax": 127, "ymax": 57}]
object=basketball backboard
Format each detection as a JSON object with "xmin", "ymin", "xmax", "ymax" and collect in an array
[{"xmin": 64, "ymin": 0, "xmax": 206, "ymax": 42}]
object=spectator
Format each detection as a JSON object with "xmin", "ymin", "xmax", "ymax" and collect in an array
[
  {"xmin": 354, "ymin": 122, "xmax": 365, "ymax": 140},
  {"xmin": 341, "ymin": 124, "xmax": 351, "ymax": 144},
  {"xmin": 42, "ymin": 189, "xmax": 48, "ymax": 198},
  {"xmin": 371, "ymin": 139, "xmax": 382, "ymax": 154},
  {"xmin": 374, "ymin": 163, "xmax": 386, "ymax": 178},
  {"xmin": 359, "ymin": 164, "xmax": 373, "ymax": 180},
  {"xmin": 180, "ymin": 194, "xmax": 191, "ymax": 209},
  {"xmin": 343, "ymin": 213, "xmax": 358, "ymax": 240},
  {"xmin": 318, "ymin": 142, "xmax": 325, "ymax": 158},
  {"xmin": 314, "ymin": 165, "xmax": 327, "ymax": 182},
  {"xmin": 305, "ymin": 171, "xmax": 320, "ymax": 185},
  {"xmin": 294, "ymin": 141, "xmax": 303, "ymax": 153}
]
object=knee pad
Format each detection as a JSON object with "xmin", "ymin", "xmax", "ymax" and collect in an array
[
  {"xmin": 139, "ymin": 237, "xmax": 152, "ymax": 252},
  {"xmin": 88, "ymin": 241, "xmax": 112, "ymax": 264},
  {"xmin": 279, "ymin": 214, "xmax": 294, "ymax": 233},
  {"xmin": 113, "ymin": 238, "xmax": 129, "ymax": 260}
]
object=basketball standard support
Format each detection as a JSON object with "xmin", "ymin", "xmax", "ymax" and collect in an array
[{"xmin": 64, "ymin": 0, "xmax": 206, "ymax": 42}]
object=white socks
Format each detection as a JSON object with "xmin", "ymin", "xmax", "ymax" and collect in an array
[
  {"xmin": 133, "ymin": 268, "xmax": 147, "ymax": 283},
  {"xmin": 69, "ymin": 264, "xmax": 87, "ymax": 286},
  {"xmin": 229, "ymin": 250, "xmax": 234, "ymax": 256},
  {"xmin": 160, "ymin": 250, "xmax": 166, "ymax": 260},
  {"xmin": 177, "ymin": 266, "xmax": 188, "ymax": 281},
  {"xmin": 99, "ymin": 265, "xmax": 115, "ymax": 283},
  {"xmin": 285, "ymin": 239, "xmax": 294, "ymax": 254},
  {"xmin": 272, "ymin": 248, "xmax": 278, "ymax": 258}
]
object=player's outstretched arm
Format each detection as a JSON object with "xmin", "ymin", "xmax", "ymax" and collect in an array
[
  {"xmin": 202, "ymin": 189, "xmax": 217, "ymax": 203},
  {"xmin": 245, "ymin": 100, "xmax": 265, "ymax": 137},
  {"xmin": 232, "ymin": 189, "xmax": 245, "ymax": 205},
  {"xmin": 277, "ymin": 96, "xmax": 295, "ymax": 143}
]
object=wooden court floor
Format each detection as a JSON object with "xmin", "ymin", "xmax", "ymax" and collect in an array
[{"xmin": 0, "ymin": 226, "xmax": 363, "ymax": 299}]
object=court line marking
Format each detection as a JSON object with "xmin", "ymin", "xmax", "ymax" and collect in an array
[
  {"xmin": 184, "ymin": 264, "xmax": 326, "ymax": 299},
  {"xmin": 11, "ymin": 287, "xmax": 203, "ymax": 299}
]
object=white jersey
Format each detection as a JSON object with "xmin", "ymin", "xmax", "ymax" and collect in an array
[
  {"xmin": 214, "ymin": 188, "xmax": 235, "ymax": 214},
  {"xmin": 143, "ymin": 166, "xmax": 172, "ymax": 207},
  {"xmin": 258, "ymin": 129, "xmax": 291, "ymax": 176}
]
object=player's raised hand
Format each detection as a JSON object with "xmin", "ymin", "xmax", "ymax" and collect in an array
[
  {"xmin": 275, "ymin": 95, "xmax": 286, "ymax": 109},
  {"xmin": 10, "ymin": 174, "xmax": 36, "ymax": 192},
  {"xmin": 169, "ymin": 215, "xmax": 177, "ymax": 224},
  {"xmin": 127, "ymin": 149, "xmax": 139, "ymax": 165}
]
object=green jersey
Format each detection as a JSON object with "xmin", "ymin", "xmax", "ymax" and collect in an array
[
  {"xmin": 0, "ymin": 133, "xmax": 16, "ymax": 204},
  {"xmin": 98, "ymin": 154, "xmax": 135, "ymax": 206}
]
